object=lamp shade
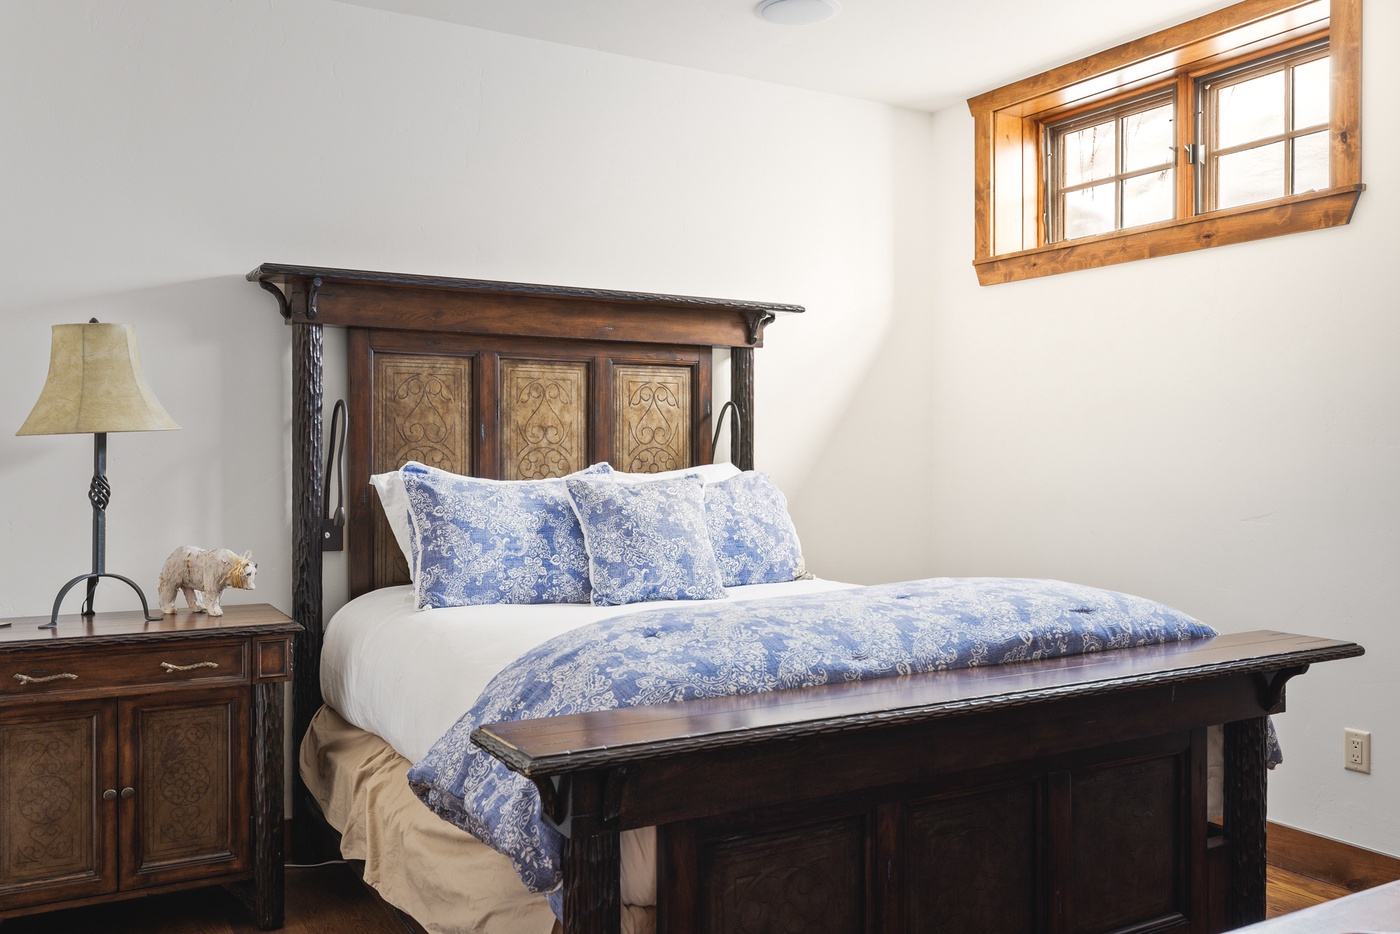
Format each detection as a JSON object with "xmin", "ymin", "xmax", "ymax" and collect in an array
[{"xmin": 17, "ymin": 322, "xmax": 179, "ymax": 436}]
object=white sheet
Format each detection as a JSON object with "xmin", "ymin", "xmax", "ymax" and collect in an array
[{"xmin": 322, "ymin": 578, "xmax": 859, "ymax": 764}]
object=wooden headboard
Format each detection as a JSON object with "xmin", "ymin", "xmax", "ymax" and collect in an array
[{"xmin": 248, "ymin": 264, "xmax": 801, "ymax": 855}]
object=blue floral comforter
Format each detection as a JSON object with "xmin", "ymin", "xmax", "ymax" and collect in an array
[{"xmin": 406, "ymin": 577, "xmax": 1222, "ymax": 902}]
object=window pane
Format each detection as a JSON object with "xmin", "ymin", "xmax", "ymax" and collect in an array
[
  {"xmin": 1122, "ymin": 104, "xmax": 1175, "ymax": 172},
  {"xmin": 1293, "ymin": 130, "xmax": 1329, "ymax": 193},
  {"xmin": 1217, "ymin": 70, "xmax": 1284, "ymax": 149},
  {"xmin": 1216, "ymin": 141, "xmax": 1285, "ymax": 209},
  {"xmin": 1063, "ymin": 182, "xmax": 1116, "ymax": 239},
  {"xmin": 1123, "ymin": 169, "xmax": 1175, "ymax": 229},
  {"xmin": 1063, "ymin": 121, "xmax": 1116, "ymax": 187},
  {"xmin": 1293, "ymin": 57, "xmax": 1329, "ymax": 129}
]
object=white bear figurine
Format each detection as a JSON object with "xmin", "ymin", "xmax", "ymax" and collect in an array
[{"xmin": 157, "ymin": 546, "xmax": 257, "ymax": 617}]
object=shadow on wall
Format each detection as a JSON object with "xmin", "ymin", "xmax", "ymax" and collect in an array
[
  {"xmin": 0, "ymin": 275, "xmax": 291, "ymax": 620},
  {"xmin": 784, "ymin": 113, "xmax": 941, "ymax": 587}
]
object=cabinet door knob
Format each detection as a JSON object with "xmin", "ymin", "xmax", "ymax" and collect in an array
[
  {"xmin": 120, "ymin": 787, "xmax": 135, "ymax": 800},
  {"xmin": 102, "ymin": 789, "xmax": 117, "ymax": 801}
]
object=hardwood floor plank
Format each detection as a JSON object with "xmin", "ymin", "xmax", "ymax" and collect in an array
[{"xmin": 1267, "ymin": 865, "xmax": 1355, "ymax": 918}]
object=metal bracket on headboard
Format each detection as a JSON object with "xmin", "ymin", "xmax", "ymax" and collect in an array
[
  {"xmin": 321, "ymin": 399, "xmax": 347, "ymax": 552},
  {"xmin": 711, "ymin": 401, "xmax": 745, "ymax": 464}
]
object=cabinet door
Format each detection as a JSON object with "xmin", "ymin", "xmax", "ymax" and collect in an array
[
  {"xmin": 0, "ymin": 699, "xmax": 118, "ymax": 908},
  {"xmin": 118, "ymin": 686, "xmax": 250, "ymax": 889}
]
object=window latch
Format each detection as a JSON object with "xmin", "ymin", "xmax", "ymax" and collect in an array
[{"xmin": 1183, "ymin": 144, "xmax": 1203, "ymax": 165}]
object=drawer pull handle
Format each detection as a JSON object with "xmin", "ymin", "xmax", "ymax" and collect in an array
[
  {"xmin": 13, "ymin": 672, "xmax": 78, "ymax": 685},
  {"xmin": 160, "ymin": 661, "xmax": 219, "ymax": 673},
  {"xmin": 120, "ymin": 787, "xmax": 135, "ymax": 800},
  {"xmin": 102, "ymin": 789, "xmax": 117, "ymax": 801}
]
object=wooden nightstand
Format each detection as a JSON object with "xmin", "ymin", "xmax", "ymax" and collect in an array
[{"xmin": 0, "ymin": 604, "xmax": 299, "ymax": 929}]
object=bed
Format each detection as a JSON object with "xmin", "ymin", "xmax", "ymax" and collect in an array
[{"xmin": 249, "ymin": 263, "xmax": 1363, "ymax": 934}]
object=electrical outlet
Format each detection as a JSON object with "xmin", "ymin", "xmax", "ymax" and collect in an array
[{"xmin": 1344, "ymin": 728, "xmax": 1371, "ymax": 774}]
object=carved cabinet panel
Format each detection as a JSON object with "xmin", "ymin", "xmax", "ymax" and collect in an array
[
  {"xmin": 0, "ymin": 701, "xmax": 116, "ymax": 909},
  {"xmin": 120, "ymin": 687, "xmax": 249, "ymax": 889}
]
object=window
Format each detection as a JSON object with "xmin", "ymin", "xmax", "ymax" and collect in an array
[
  {"xmin": 967, "ymin": 0, "xmax": 1361, "ymax": 285},
  {"xmin": 1201, "ymin": 42, "xmax": 1330, "ymax": 211},
  {"xmin": 1048, "ymin": 90, "xmax": 1177, "ymax": 241}
]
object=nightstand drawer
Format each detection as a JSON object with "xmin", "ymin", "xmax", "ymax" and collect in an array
[{"xmin": 2, "ymin": 640, "xmax": 248, "ymax": 697}]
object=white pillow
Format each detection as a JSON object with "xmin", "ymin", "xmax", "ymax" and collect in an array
[
  {"xmin": 610, "ymin": 461, "xmax": 741, "ymax": 484},
  {"xmin": 370, "ymin": 471, "xmax": 415, "ymax": 579}
]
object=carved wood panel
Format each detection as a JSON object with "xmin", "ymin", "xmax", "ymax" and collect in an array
[
  {"xmin": 372, "ymin": 353, "xmax": 472, "ymax": 585},
  {"xmin": 613, "ymin": 364, "xmax": 691, "ymax": 473},
  {"xmin": 124, "ymin": 693, "xmax": 245, "ymax": 886},
  {"xmin": 0, "ymin": 713, "xmax": 103, "ymax": 888},
  {"xmin": 903, "ymin": 784, "xmax": 1039, "ymax": 932},
  {"xmin": 1071, "ymin": 755, "xmax": 1183, "ymax": 932},
  {"xmin": 700, "ymin": 818, "xmax": 865, "ymax": 934},
  {"xmin": 501, "ymin": 359, "xmax": 588, "ymax": 480}
]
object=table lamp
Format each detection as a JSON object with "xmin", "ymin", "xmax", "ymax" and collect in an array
[{"xmin": 17, "ymin": 320, "xmax": 180, "ymax": 629}]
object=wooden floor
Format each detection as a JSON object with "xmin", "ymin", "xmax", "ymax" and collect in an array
[{"xmin": 0, "ymin": 862, "xmax": 1355, "ymax": 932}]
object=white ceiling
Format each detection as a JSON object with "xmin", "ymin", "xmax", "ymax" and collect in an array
[{"xmin": 333, "ymin": 0, "xmax": 1230, "ymax": 112}]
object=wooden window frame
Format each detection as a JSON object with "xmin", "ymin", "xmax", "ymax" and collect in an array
[{"xmin": 967, "ymin": 0, "xmax": 1362, "ymax": 286}]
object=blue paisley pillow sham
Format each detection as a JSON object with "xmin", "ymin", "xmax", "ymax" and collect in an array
[
  {"xmin": 401, "ymin": 461, "xmax": 611, "ymax": 609},
  {"xmin": 564, "ymin": 475, "xmax": 727, "ymax": 607},
  {"xmin": 704, "ymin": 471, "xmax": 807, "ymax": 586}
]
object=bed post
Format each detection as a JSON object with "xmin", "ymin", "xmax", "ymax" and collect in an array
[
  {"xmin": 1224, "ymin": 716, "xmax": 1268, "ymax": 927},
  {"xmin": 731, "ymin": 347, "xmax": 754, "ymax": 470},
  {"xmin": 289, "ymin": 318, "xmax": 325, "ymax": 863}
]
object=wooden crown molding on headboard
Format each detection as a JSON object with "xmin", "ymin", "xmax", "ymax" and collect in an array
[
  {"xmin": 247, "ymin": 264, "xmax": 802, "ymax": 348},
  {"xmin": 248, "ymin": 263, "xmax": 803, "ymax": 862}
]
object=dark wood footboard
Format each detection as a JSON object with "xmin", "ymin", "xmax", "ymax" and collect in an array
[{"xmin": 475, "ymin": 631, "xmax": 1362, "ymax": 934}]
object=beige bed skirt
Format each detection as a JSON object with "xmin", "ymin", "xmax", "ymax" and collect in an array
[{"xmin": 301, "ymin": 705, "xmax": 654, "ymax": 934}]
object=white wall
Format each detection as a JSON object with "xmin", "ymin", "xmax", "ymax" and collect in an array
[
  {"xmin": 807, "ymin": 0, "xmax": 1395, "ymax": 854},
  {"xmin": 0, "ymin": 0, "xmax": 934, "ymax": 623}
]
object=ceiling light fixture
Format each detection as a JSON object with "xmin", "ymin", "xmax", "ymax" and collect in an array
[{"xmin": 755, "ymin": 0, "xmax": 841, "ymax": 26}]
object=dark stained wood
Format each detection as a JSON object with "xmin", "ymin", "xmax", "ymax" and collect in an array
[
  {"xmin": 290, "ymin": 321, "xmax": 325, "ymax": 870},
  {"xmin": 562, "ymin": 832, "xmax": 621, "ymax": 934},
  {"xmin": 903, "ymin": 783, "xmax": 1038, "ymax": 932},
  {"xmin": 1226, "ymin": 716, "xmax": 1270, "ymax": 928},
  {"xmin": 474, "ymin": 631, "xmax": 1362, "ymax": 777},
  {"xmin": 729, "ymin": 347, "xmax": 754, "ymax": 471},
  {"xmin": 246, "ymin": 681, "xmax": 286, "ymax": 928},
  {"xmin": 247, "ymin": 265, "xmax": 801, "ymax": 350},
  {"xmin": 0, "ymin": 606, "xmax": 297, "ymax": 929}
]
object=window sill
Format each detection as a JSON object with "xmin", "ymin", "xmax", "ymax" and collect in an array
[{"xmin": 973, "ymin": 185, "xmax": 1364, "ymax": 286}]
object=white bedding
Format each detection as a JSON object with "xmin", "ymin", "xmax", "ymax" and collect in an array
[{"xmin": 321, "ymin": 577, "xmax": 858, "ymax": 765}]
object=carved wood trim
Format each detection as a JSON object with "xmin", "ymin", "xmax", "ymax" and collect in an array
[
  {"xmin": 562, "ymin": 831, "xmax": 621, "ymax": 934},
  {"xmin": 289, "ymin": 322, "xmax": 323, "ymax": 865},
  {"xmin": 730, "ymin": 348, "xmax": 754, "ymax": 470},
  {"xmin": 1224, "ymin": 716, "xmax": 1268, "ymax": 927}
]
